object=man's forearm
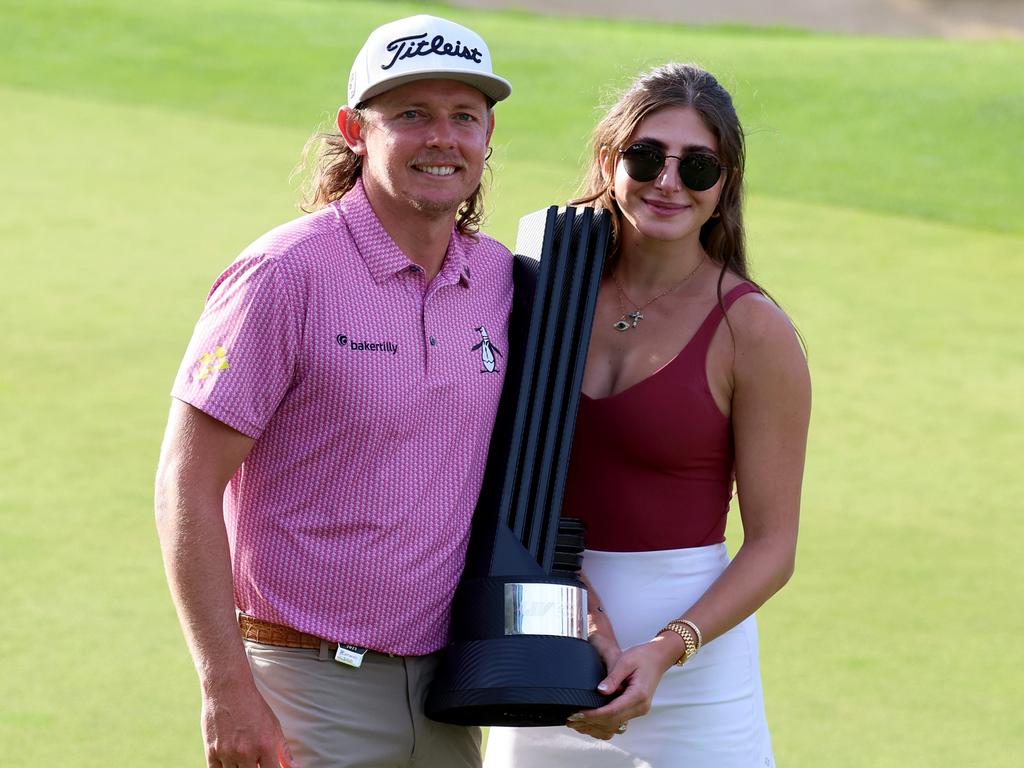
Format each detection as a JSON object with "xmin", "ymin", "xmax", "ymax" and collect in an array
[
  {"xmin": 156, "ymin": 475, "xmax": 253, "ymax": 692},
  {"xmin": 155, "ymin": 400, "xmax": 259, "ymax": 691}
]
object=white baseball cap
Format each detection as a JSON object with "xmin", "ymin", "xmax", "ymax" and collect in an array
[{"xmin": 347, "ymin": 15, "xmax": 512, "ymax": 108}]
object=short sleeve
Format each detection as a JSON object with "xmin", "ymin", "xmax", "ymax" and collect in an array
[{"xmin": 171, "ymin": 251, "xmax": 302, "ymax": 438}]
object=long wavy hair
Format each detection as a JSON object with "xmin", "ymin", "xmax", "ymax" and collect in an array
[
  {"xmin": 295, "ymin": 108, "xmax": 489, "ymax": 236},
  {"xmin": 573, "ymin": 62, "xmax": 752, "ymax": 295}
]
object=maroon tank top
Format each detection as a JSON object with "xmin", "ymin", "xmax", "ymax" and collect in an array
[{"xmin": 563, "ymin": 282, "xmax": 760, "ymax": 552}]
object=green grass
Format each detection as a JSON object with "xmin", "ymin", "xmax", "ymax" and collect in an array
[{"xmin": 1, "ymin": 1, "xmax": 1021, "ymax": 765}]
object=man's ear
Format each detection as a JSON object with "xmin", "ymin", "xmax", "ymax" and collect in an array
[
  {"xmin": 338, "ymin": 107, "xmax": 367, "ymax": 154},
  {"xmin": 485, "ymin": 111, "xmax": 496, "ymax": 146}
]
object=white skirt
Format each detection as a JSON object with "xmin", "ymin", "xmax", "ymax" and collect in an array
[{"xmin": 484, "ymin": 543, "xmax": 775, "ymax": 768}]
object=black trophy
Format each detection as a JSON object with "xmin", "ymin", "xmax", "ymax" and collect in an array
[{"xmin": 425, "ymin": 205, "xmax": 612, "ymax": 726}]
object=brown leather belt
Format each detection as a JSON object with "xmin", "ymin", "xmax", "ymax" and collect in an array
[{"xmin": 238, "ymin": 614, "xmax": 336, "ymax": 651}]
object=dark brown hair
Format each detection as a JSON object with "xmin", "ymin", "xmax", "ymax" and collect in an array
[{"xmin": 573, "ymin": 63, "xmax": 750, "ymax": 290}]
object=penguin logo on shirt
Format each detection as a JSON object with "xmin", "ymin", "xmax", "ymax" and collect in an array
[{"xmin": 471, "ymin": 326, "xmax": 502, "ymax": 373}]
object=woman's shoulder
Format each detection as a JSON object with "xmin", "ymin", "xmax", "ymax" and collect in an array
[{"xmin": 707, "ymin": 275, "xmax": 803, "ymax": 373}]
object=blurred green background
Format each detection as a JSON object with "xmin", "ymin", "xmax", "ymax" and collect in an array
[{"xmin": 1, "ymin": 0, "xmax": 1021, "ymax": 765}]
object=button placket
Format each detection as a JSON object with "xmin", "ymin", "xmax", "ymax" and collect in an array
[
  {"xmin": 396, "ymin": 267, "xmax": 429, "ymax": 374},
  {"xmin": 421, "ymin": 267, "xmax": 465, "ymax": 377},
  {"xmin": 422, "ymin": 289, "xmax": 436, "ymax": 377}
]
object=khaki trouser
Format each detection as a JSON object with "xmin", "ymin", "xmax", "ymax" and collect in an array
[{"xmin": 244, "ymin": 640, "xmax": 481, "ymax": 768}]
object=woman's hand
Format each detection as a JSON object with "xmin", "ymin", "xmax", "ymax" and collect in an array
[{"xmin": 565, "ymin": 633, "xmax": 683, "ymax": 740}]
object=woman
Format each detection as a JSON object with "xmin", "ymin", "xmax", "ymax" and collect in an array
[{"xmin": 485, "ymin": 63, "xmax": 811, "ymax": 767}]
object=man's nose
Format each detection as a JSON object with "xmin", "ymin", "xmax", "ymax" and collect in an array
[{"xmin": 425, "ymin": 118, "xmax": 457, "ymax": 148}]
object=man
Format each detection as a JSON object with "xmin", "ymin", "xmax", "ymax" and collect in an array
[{"xmin": 154, "ymin": 15, "xmax": 512, "ymax": 768}]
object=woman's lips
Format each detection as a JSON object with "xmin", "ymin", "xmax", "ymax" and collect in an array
[{"xmin": 643, "ymin": 198, "xmax": 690, "ymax": 215}]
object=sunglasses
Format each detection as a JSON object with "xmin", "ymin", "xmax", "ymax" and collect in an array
[{"xmin": 618, "ymin": 143, "xmax": 727, "ymax": 191}]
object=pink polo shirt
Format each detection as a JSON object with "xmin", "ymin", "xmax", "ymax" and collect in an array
[{"xmin": 171, "ymin": 179, "xmax": 512, "ymax": 655}]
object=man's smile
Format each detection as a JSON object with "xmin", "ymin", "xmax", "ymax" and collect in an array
[{"xmin": 414, "ymin": 164, "xmax": 459, "ymax": 176}]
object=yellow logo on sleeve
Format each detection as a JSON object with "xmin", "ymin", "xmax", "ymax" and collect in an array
[{"xmin": 195, "ymin": 346, "xmax": 230, "ymax": 381}]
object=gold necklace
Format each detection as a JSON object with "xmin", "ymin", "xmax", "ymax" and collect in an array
[{"xmin": 611, "ymin": 256, "xmax": 706, "ymax": 332}]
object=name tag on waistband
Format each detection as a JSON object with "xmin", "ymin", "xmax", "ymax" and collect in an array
[{"xmin": 334, "ymin": 643, "xmax": 368, "ymax": 668}]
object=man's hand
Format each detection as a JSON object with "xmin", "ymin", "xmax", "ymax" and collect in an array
[{"xmin": 202, "ymin": 683, "xmax": 297, "ymax": 768}]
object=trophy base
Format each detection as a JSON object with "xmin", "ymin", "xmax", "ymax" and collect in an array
[{"xmin": 425, "ymin": 635, "xmax": 610, "ymax": 726}]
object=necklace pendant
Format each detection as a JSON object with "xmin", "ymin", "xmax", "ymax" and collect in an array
[{"xmin": 613, "ymin": 310, "xmax": 643, "ymax": 332}]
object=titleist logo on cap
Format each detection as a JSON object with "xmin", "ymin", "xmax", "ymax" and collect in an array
[
  {"xmin": 382, "ymin": 33, "xmax": 483, "ymax": 71},
  {"xmin": 347, "ymin": 15, "xmax": 511, "ymax": 107}
]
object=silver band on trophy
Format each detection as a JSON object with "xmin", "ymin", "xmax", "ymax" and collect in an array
[{"xmin": 504, "ymin": 583, "xmax": 588, "ymax": 639}]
